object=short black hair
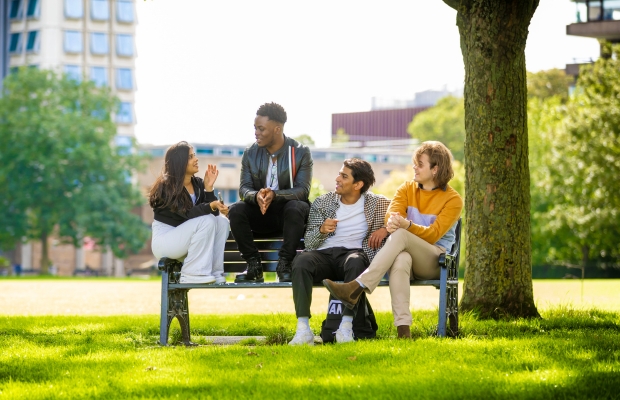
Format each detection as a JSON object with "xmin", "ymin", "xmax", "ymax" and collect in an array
[
  {"xmin": 257, "ymin": 102, "xmax": 287, "ymax": 124},
  {"xmin": 343, "ymin": 158, "xmax": 376, "ymax": 194}
]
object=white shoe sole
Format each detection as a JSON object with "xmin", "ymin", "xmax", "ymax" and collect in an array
[{"xmin": 180, "ymin": 274, "xmax": 216, "ymax": 284}]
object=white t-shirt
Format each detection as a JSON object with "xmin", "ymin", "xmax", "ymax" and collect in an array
[
  {"xmin": 267, "ymin": 155, "xmax": 279, "ymax": 190},
  {"xmin": 318, "ymin": 195, "xmax": 366, "ymax": 250}
]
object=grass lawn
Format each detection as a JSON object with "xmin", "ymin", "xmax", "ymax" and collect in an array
[{"xmin": 0, "ymin": 279, "xmax": 619, "ymax": 399}]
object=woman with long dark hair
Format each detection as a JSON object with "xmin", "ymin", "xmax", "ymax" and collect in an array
[{"xmin": 149, "ymin": 141, "xmax": 229, "ymax": 284}]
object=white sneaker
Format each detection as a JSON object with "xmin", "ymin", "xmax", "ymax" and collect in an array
[
  {"xmin": 180, "ymin": 274, "xmax": 216, "ymax": 284},
  {"xmin": 335, "ymin": 321, "xmax": 354, "ymax": 343},
  {"xmin": 288, "ymin": 329, "xmax": 315, "ymax": 346},
  {"xmin": 214, "ymin": 274, "xmax": 227, "ymax": 284}
]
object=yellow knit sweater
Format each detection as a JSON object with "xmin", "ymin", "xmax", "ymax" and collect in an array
[{"xmin": 385, "ymin": 181, "xmax": 463, "ymax": 248}]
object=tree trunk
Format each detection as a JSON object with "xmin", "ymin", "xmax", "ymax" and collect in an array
[
  {"xmin": 40, "ymin": 230, "xmax": 50, "ymax": 275},
  {"xmin": 445, "ymin": 0, "xmax": 540, "ymax": 318}
]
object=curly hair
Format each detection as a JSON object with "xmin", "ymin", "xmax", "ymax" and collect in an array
[
  {"xmin": 148, "ymin": 141, "xmax": 194, "ymax": 213},
  {"xmin": 343, "ymin": 158, "xmax": 376, "ymax": 194},
  {"xmin": 414, "ymin": 141, "xmax": 454, "ymax": 188},
  {"xmin": 256, "ymin": 102, "xmax": 287, "ymax": 124}
]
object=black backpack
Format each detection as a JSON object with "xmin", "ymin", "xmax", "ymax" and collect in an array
[{"xmin": 320, "ymin": 293, "xmax": 378, "ymax": 343}]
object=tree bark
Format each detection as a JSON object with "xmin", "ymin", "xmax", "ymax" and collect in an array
[
  {"xmin": 451, "ymin": 0, "xmax": 540, "ymax": 318},
  {"xmin": 40, "ymin": 230, "xmax": 49, "ymax": 275}
]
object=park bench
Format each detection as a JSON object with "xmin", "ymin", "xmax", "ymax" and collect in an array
[{"xmin": 158, "ymin": 219, "xmax": 461, "ymax": 345}]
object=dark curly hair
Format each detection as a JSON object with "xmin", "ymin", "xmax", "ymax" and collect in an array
[
  {"xmin": 343, "ymin": 158, "xmax": 376, "ymax": 194},
  {"xmin": 257, "ymin": 102, "xmax": 287, "ymax": 124}
]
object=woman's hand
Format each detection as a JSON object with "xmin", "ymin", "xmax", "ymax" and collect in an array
[
  {"xmin": 386, "ymin": 212, "xmax": 407, "ymax": 233},
  {"xmin": 210, "ymin": 201, "xmax": 228, "ymax": 217},
  {"xmin": 204, "ymin": 164, "xmax": 218, "ymax": 191}
]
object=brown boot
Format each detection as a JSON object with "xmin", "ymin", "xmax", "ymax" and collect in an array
[
  {"xmin": 397, "ymin": 325, "xmax": 411, "ymax": 339},
  {"xmin": 322, "ymin": 279, "xmax": 364, "ymax": 310}
]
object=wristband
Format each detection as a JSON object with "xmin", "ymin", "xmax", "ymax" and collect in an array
[
  {"xmin": 407, "ymin": 220, "xmax": 412, "ymax": 230},
  {"xmin": 210, "ymin": 203, "xmax": 217, "ymax": 212}
]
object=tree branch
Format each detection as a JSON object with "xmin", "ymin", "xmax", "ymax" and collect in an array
[{"xmin": 442, "ymin": 0, "xmax": 459, "ymax": 10}]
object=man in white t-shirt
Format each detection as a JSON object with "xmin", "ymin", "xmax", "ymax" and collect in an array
[{"xmin": 288, "ymin": 158, "xmax": 390, "ymax": 345}]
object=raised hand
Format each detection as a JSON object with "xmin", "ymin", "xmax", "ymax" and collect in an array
[
  {"xmin": 319, "ymin": 218, "xmax": 339, "ymax": 234},
  {"xmin": 204, "ymin": 164, "xmax": 219, "ymax": 191}
]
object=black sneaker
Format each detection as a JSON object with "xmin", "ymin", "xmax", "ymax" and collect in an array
[
  {"xmin": 276, "ymin": 258, "xmax": 292, "ymax": 283},
  {"xmin": 234, "ymin": 257, "xmax": 264, "ymax": 283}
]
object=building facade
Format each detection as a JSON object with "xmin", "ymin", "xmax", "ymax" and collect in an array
[{"xmin": 6, "ymin": 0, "xmax": 137, "ymax": 276}]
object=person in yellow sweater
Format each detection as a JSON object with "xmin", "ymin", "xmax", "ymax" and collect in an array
[{"xmin": 323, "ymin": 141, "xmax": 463, "ymax": 338}]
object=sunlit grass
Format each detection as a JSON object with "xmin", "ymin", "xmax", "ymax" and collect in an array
[{"xmin": 0, "ymin": 308, "xmax": 618, "ymax": 399}]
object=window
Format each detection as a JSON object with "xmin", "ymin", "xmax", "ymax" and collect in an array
[
  {"xmin": 91, "ymin": 0, "xmax": 109, "ymax": 20},
  {"xmin": 227, "ymin": 190, "xmax": 237, "ymax": 203},
  {"xmin": 90, "ymin": 32, "xmax": 109, "ymax": 55},
  {"xmin": 196, "ymin": 147, "xmax": 214, "ymax": 155},
  {"xmin": 220, "ymin": 163, "xmax": 236, "ymax": 169},
  {"xmin": 65, "ymin": 0, "xmax": 83, "ymax": 18},
  {"xmin": 64, "ymin": 31, "xmax": 83, "ymax": 53},
  {"xmin": 26, "ymin": 31, "xmax": 39, "ymax": 53},
  {"xmin": 90, "ymin": 66, "xmax": 107, "ymax": 86},
  {"xmin": 116, "ymin": 102, "xmax": 132, "ymax": 124},
  {"xmin": 64, "ymin": 65, "xmax": 81, "ymax": 82},
  {"xmin": 116, "ymin": 0, "xmax": 134, "ymax": 23},
  {"xmin": 116, "ymin": 68, "xmax": 132, "ymax": 90},
  {"xmin": 9, "ymin": 33, "xmax": 22, "ymax": 54},
  {"xmin": 26, "ymin": 0, "xmax": 39, "ymax": 18},
  {"xmin": 115, "ymin": 34, "xmax": 133, "ymax": 56},
  {"xmin": 115, "ymin": 135, "xmax": 132, "ymax": 156},
  {"xmin": 9, "ymin": 0, "xmax": 23, "ymax": 20}
]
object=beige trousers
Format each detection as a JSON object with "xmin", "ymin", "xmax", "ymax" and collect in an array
[{"xmin": 358, "ymin": 228, "xmax": 445, "ymax": 327}]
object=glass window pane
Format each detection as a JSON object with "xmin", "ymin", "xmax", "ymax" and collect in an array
[
  {"xmin": 9, "ymin": 33, "xmax": 22, "ymax": 53},
  {"xmin": 90, "ymin": 67, "xmax": 107, "ymax": 86},
  {"xmin": 64, "ymin": 65, "xmax": 81, "ymax": 82},
  {"xmin": 116, "ymin": 68, "xmax": 132, "ymax": 89},
  {"xmin": 91, "ymin": 0, "xmax": 109, "ymax": 20},
  {"xmin": 10, "ymin": 0, "xmax": 22, "ymax": 19},
  {"xmin": 90, "ymin": 32, "xmax": 109, "ymax": 54},
  {"xmin": 64, "ymin": 0, "xmax": 83, "ymax": 18},
  {"xmin": 116, "ymin": 34, "xmax": 133, "ymax": 56},
  {"xmin": 64, "ymin": 31, "xmax": 83, "ymax": 53},
  {"xmin": 26, "ymin": 0, "xmax": 39, "ymax": 18},
  {"xmin": 604, "ymin": 0, "xmax": 620, "ymax": 20},
  {"xmin": 117, "ymin": 102, "xmax": 132, "ymax": 124},
  {"xmin": 589, "ymin": 1, "xmax": 602, "ymax": 21},
  {"xmin": 26, "ymin": 31, "xmax": 38, "ymax": 52},
  {"xmin": 116, "ymin": 0, "xmax": 134, "ymax": 22}
]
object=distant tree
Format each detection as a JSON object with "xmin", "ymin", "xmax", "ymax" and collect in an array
[
  {"xmin": 292, "ymin": 134, "xmax": 315, "ymax": 147},
  {"xmin": 529, "ymin": 43, "xmax": 620, "ymax": 276},
  {"xmin": 443, "ymin": 0, "xmax": 540, "ymax": 318},
  {"xmin": 407, "ymin": 96, "xmax": 465, "ymax": 162},
  {"xmin": 309, "ymin": 178, "xmax": 327, "ymax": 202},
  {"xmin": 527, "ymin": 68, "xmax": 573, "ymax": 102},
  {"xmin": 0, "ymin": 68, "xmax": 149, "ymax": 273},
  {"xmin": 332, "ymin": 128, "xmax": 350, "ymax": 144}
]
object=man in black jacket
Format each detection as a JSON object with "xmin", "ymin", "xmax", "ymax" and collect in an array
[{"xmin": 229, "ymin": 102, "xmax": 313, "ymax": 283}]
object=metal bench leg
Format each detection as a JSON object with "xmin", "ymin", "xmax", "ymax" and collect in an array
[
  {"xmin": 160, "ymin": 270, "xmax": 170, "ymax": 345},
  {"xmin": 436, "ymin": 266, "xmax": 448, "ymax": 337},
  {"xmin": 167, "ymin": 289, "xmax": 196, "ymax": 346},
  {"xmin": 447, "ymin": 281, "xmax": 459, "ymax": 338}
]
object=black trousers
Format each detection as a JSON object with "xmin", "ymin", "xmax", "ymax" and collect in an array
[
  {"xmin": 292, "ymin": 247, "xmax": 369, "ymax": 318},
  {"xmin": 228, "ymin": 200, "xmax": 309, "ymax": 261}
]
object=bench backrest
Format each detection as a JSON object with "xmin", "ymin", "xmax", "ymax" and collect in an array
[{"xmin": 223, "ymin": 232, "xmax": 303, "ymax": 273}]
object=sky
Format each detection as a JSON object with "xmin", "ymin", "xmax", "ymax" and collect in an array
[{"xmin": 133, "ymin": 0, "xmax": 600, "ymax": 148}]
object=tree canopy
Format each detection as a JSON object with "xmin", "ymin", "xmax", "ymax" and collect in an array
[
  {"xmin": 0, "ymin": 67, "xmax": 149, "ymax": 272},
  {"xmin": 407, "ymin": 96, "xmax": 465, "ymax": 162},
  {"xmin": 529, "ymin": 46, "xmax": 620, "ymax": 275}
]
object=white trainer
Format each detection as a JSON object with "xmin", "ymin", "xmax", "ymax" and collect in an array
[
  {"xmin": 180, "ymin": 274, "xmax": 216, "ymax": 284},
  {"xmin": 335, "ymin": 321, "xmax": 354, "ymax": 343},
  {"xmin": 288, "ymin": 329, "xmax": 315, "ymax": 346}
]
